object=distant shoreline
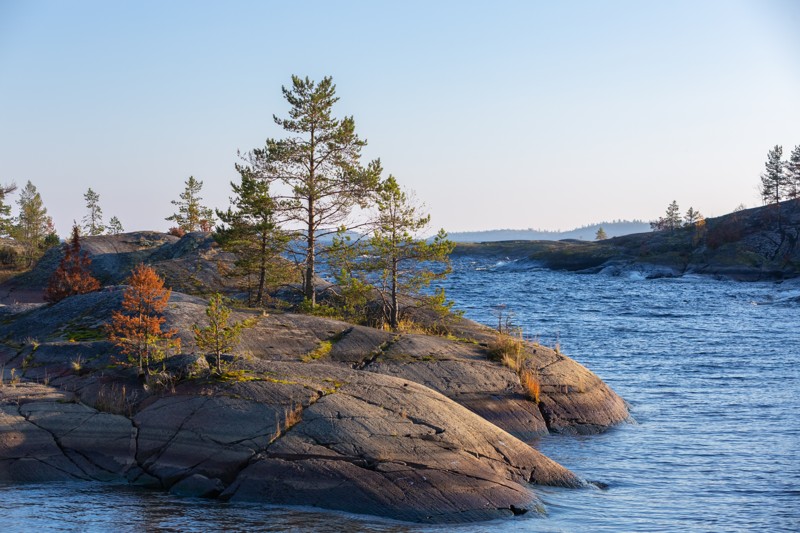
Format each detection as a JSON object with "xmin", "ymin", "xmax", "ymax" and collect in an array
[{"xmin": 452, "ymin": 199, "xmax": 800, "ymax": 281}]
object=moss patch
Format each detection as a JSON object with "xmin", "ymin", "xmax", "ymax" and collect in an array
[
  {"xmin": 302, "ymin": 340, "xmax": 333, "ymax": 362},
  {"xmin": 63, "ymin": 326, "xmax": 107, "ymax": 342}
]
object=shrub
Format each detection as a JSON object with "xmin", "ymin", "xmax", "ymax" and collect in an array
[
  {"xmin": 298, "ymin": 298, "xmax": 340, "ymax": 318},
  {"xmin": 45, "ymin": 225, "xmax": 101, "ymax": 303},
  {"xmin": 0, "ymin": 246, "xmax": 18, "ymax": 266}
]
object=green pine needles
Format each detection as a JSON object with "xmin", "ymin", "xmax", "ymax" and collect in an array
[{"xmin": 192, "ymin": 293, "xmax": 257, "ymax": 374}]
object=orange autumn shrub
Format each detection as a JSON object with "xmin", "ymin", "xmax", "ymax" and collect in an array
[{"xmin": 107, "ymin": 264, "xmax": 179, "ymax": 375}]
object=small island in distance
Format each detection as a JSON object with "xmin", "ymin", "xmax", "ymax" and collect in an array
[
  {"xmin": 449, "ymin": 220, "xmax": 651, "ymax": 242},
  {"xmin": 454, "ymin": 199, "xmax": 800, "ymax": 281}
]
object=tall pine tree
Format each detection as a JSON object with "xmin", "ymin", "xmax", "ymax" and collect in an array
[
  {"xmin": 215, "ymin": 171, "xmax": 293, "ymax": 307},
  {"xmin": 0, "ymin": 182, "xmax": 17, "ymax": 237},
  {"xmin": 369, "ymin": 177, "xmax": 453, "ymax": 329},
  {"xmin": 334, "ymin": 176, "xmax": 454, "ymax": 330},
  {"xmin": 12, "ymin": 181, "xmax": 54, "ymax": 267},
  {"xmin": 107, "ymin": 216, "xmax": 124, "ymax": 235},
  {"xmin": 238, "ymin": 76, "xmax": 381, "ymax": 306},
  {"xmin": 166, "ymin": 176, "xmax": 215, "ymax": 232},
  {"xmin": 665, "ymin": 200, "xmax": 682, "ymax": 231},
  {"xmin": 82, "ymin": 188, "xmax": 105, "ymax": 236},
  {"xmin": 786, "ymin": 145, "xmax": 800, "ymax": 200},
  {"xmin": 684, "ymin": 207, "xmax": 703, "ymax": 225},
  {"xmin": 760, "ymin": 145, "xmax": 787, "ymax": 205}
]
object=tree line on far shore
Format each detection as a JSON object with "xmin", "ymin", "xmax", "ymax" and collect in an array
[{"xmin": 646, "ymin": 144, "xmax": 800, "ymax": 236}]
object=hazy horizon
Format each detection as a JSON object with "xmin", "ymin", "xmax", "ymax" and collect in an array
[{"xmin": 1, "ymin": 0, "xmax": 799, "ymax": 236}]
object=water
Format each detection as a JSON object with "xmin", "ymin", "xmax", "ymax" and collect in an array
[
  {"xmin": 445, "ymin": 258, "xmax": 800, "ymax": 532},
  {"xmin": 2, "ymin": 258, "xmax": 799, "ymax": 531}
]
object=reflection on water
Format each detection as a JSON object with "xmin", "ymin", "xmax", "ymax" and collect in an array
[{"xmin": 1, "ymin": 261, "xmax": 798, "ymax": 532}]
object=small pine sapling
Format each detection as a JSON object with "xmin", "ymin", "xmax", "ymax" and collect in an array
[{"xmin": 193, "ymin": 293, "xmax": 257, "ymax": 374}]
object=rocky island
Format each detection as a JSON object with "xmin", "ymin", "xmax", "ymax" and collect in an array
[
  {"xmin": 454, "ymin": 199, "xmax": 800, "ymax": 281},
  {"xmin": 0, "ymin": 231, "xmax": 629, "ymax": 524}
]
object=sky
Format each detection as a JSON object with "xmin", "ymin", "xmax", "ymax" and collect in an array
[{"xmin": 1, "ymin": 0, "xmax": 799, "ymax": 235}]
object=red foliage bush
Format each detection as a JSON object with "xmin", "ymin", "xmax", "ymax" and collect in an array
[{"xmin": 44, "ymin": 226, "xmax": 101, "ymax": 303}]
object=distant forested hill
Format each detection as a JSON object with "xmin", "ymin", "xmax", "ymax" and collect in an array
[{"xmin": 448, "ymin": 220, "xmax": 650, "ymax": 242}]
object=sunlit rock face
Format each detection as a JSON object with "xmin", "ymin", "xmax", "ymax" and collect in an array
[{"xmin": 0, "ymin": 285, "xmax": 628, "ymax": 523}]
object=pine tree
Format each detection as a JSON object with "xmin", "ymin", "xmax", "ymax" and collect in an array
[
  {"xmin": 327, "ymin": 227, "xmax": 373, "ymax": 323},
  {"xmin": 44, "ymin": 225, "xmax": 101, "ymax": 303},
  {"xmin": 786, "ymin": 145, "xmax": 800, "ymax": 200},
  {"xmin": 107, "ymin": 216, "xmax": 124, "ymax": 235},
  {"xmin": 0, "ymin": 182, "xmax": 17, "ymax": 237},
  {"xmin": 82, "ymin": 188, "xmax": 105, "ymax": 235},
  {"xmin": 107, "ymin": 264, "xmax": 179, "ymax": 375},
  {"xmin": 760, "ymin": 145, "xmax": 787, "ymax": 205},
  {"xmin": 665, "ymin": 200, "xmax": 682, "ymax": 231},
  {"xmin": 215, "ymin": 172, "xmax": 294, "ymax": 307},
  {"xmin": 166, "ymin": 176, "xmax": 215, "ymax": 232},
  {"xmin": 684, "ymin": 207, "xmax": 703, "ymax": 225},
  {"xmin": 12, "ymin": 181, "xmax": 53, "ymax": 267},
  {"xmin": 595, "ymin": 227, "xmax": 607, "ymax": 240},
  {"xmin": 367, "ymin": 176, "xmax": 453, "ymax": 330},
  {"xmin": 238, "ymin": 76, "xmax": 381, "ymax": 306},
  {"xmin": 192, "ymin": 293, "xmax": 256, "ymax": 374}
]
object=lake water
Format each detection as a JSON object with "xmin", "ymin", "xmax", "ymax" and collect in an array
[{"xmin": 2, "ymin": 258, "xmax": 799, "ymax": 532}]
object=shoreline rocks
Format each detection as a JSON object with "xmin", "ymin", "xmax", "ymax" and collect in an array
[{"xmin": 0, "ymin": 289, "xmax": 629, "ymax": 523}]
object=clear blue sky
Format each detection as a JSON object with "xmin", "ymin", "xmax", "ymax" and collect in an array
[{"xmin": 1, "ymin": 0, "xmax": 799, "ymax": 234}]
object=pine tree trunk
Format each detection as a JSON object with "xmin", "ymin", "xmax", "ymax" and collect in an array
[
  {"xmin": 257, "ymin": 232, "xmax": 267, "ymax": 306},
  {"xmin": 390, "ymin": 257, "xmax": 399, "ymax": 330},
  {"xmin": 305, "ymin": 198, "xmax": 315, "ymax": 306}
]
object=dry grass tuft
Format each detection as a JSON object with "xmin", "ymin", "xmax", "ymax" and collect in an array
[
  {"xmin": 519, "ymin": 369, "xmax": 541, "ymax": 404},
  {"xmin": 490, "ymin": 329, "xmax": 526, "ymax": 367},
  {"xmin": 283, "ymin": 403, "xmax": 303, "ymax": 432},
  {"xmin": 144, "ymin": 371, "xmax": 177, "ymax": 393},
  {"xmin": 393, "ymin": 317, "xmax": 455, "ymax": 338},
  {"xmin": 94, "ymin": 383, "xmax": 137, "ymax": 416},
  {"xmin": 489, "ymin": 329, "xmax": 545, "ymax": 404},
  {"xmin": 70, "ymin": 355, "xmax": 84, "ymax": 373}
]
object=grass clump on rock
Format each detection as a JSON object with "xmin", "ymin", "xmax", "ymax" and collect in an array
[{"xmin": 489, "ymin": 327, "xmax": 543, "ymax": 404}]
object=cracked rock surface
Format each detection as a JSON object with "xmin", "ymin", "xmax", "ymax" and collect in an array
[{"xmin": 0, "ymin": 287, "xmax": 628, "ymax": 523}]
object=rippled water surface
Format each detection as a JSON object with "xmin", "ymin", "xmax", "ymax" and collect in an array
[{"xmin": 2, "ymin": 258, "xmax": 799, "ymax": 532}]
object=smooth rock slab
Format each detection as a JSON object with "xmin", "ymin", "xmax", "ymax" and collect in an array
[{"xmin": 221, "ymin": 368, "xmax": 580, "ymax": 523}]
